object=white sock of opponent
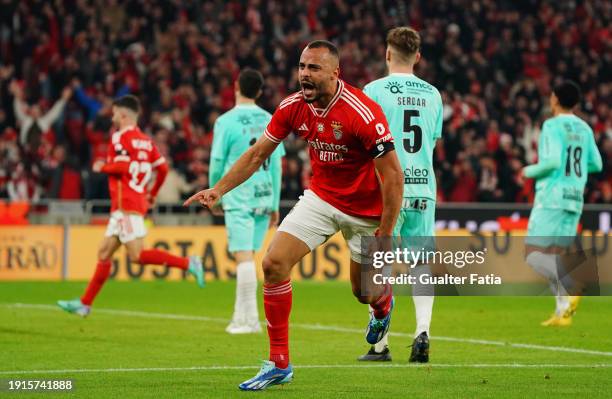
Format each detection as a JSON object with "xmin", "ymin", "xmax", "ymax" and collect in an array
[
  {"xmin": 526, "ymin": 252, "xmax": 570, "ymax": 315},
  {"xmin": 233, "ymin": 261, "xmax": 259, "ymax": 324},
  {"xmin": 412, "ymin": 265, "xmax": 434, "ymax": 337},
  {"xmin": 555, "ymin": 295, "xmax": 570, "ymax": 316}
]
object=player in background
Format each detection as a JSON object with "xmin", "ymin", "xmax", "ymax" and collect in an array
[
  {"xmin": 185, "ymin": 41, "xmax": 403, "ymax": 391},
  {"xmin": 523, "ymin": 81, "xmax": 602, "ymax": 326},
  {"xmin": 210, "ymin": 68, "xmax": 285, "ymax": 334},
  {"xmin": 359, "ymin": 27, "xmax": 443, "ymax": 363},
  {"xmin": 58, "ymin": 95, "xmax": 204, "ymax": 317}
]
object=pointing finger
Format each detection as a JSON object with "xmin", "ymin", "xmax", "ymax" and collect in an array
[{"xmin": 183, "ymin": 192, "xmax": 202, "ymax": 206}]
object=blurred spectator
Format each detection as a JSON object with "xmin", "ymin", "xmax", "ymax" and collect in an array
[
  {"xmin": 0, "ymin": 0, "xmax": 609, "ymax": 205},
  {"xmin": 10, "ymin": 82, "xmax": 71, "ymax": 155},
  {"xmin": 7, "ymin": 162, "xmax": 41, "ymax": 202},
  {"xmin": 477, "ymin": 156, "xmax": 502, "ymax": 202},
  {"xmin": 44, "ymin": 145, "xmax": 83, "ymax": 200},
  {"xmin": 72, "ymin": 78, "xmax": 129, "ymax": 122},
  {"xmin": 156, "ymin": 160, "xmax": 195, "ymax": 203},
  {"xmin": 83, "ymin": 116, "xmax": 112, "ymax": 200},
  {"xmin": 448, "ymin": 153, "xmax": 478, "ymax": 202}
]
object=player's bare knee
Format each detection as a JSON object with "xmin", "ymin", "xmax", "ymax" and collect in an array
[
  {"xmin": 262, "ymin": 254, "xmax": 286, "ymax": 283},
  {"xmin": 128, "ymin": 250, "xmax": 141, "ymax": 264},
  {"xmin": 97, "ymin": 247, "xmax": 111, "ymax": 262}
]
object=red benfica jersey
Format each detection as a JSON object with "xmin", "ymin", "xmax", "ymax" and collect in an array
[
  {"xmin": 265, "ymin": 80, "xmax": 394, "ymax": 218},
  {"xmin": 107, "ymin": 126, "xmax": 165, "ymax": 215}
]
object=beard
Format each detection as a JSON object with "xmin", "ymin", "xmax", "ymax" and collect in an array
[{"xmin": 302, "ymin": 93, "xmax": 319, "ymax": 104}]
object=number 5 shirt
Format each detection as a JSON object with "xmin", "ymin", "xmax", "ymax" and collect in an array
[
  {"xmin": 363, "ymin": 73, "xmax": 443, "ymax": 202},
  {"xmin": 264, "ymin": 79, "xmax": 395, "ymax": 219},
  {"xmin": 106, "ymin": 126, "xmax": 166, "ymax": 215}
]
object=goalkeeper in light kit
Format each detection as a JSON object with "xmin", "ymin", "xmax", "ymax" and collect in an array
[
  {"xmin": 210, "ymin": 68, "xmax": 284, "ymax": 334},
  {"xmin": 523, "ymin": 80, "xmax": 602, "ymax": 326},
  {"xmin": 359, "ymin": 27, "xmax": 443, "ymax": 363}
]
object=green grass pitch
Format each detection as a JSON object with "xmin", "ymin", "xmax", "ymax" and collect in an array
[{"xmin": 1, "ymin": 281, "xmax": 611, "ymax": 398}]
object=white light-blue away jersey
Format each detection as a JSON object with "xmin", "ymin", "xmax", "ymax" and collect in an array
[
  {"xmin": 211, "ymin": 104, "xmax": 285, "ymax": 211},
  {"xmin": 525, "ymin": 114, "xmax": 603, "ymax": 213},
  {"xmin": 364, "ymin": 73, "xmax": 443, "ymax": 200}
]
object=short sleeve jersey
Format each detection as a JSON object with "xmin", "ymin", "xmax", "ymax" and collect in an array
[
  {"xmin": 211, "ymin": 104, "xmax": 285, "ymax": 211},
  {"xmin": 363, "ymin": 73, "xmax": 443, "ymax": 201},
  {"xmin": 533, "ymin": 114, "xmax": 602, "ymax": 213},
  {"xmin": 264, "ymin": 80, "xmax": 394, "ymax": 218},
  {"xmin": 107, "ymin": 126, "xmax": 165, "ymax": 215}
]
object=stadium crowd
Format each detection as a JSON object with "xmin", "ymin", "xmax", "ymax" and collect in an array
[{"xmin": 0, "ymin": 0, "xmax": 610, "ymax": 205}]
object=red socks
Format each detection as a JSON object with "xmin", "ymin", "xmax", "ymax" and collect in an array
[
  {"xmin": 371, "ymin": 284, "xmax": 392, "ymax": 319},
  {"xmin": 138, "ymin": 249, "xmax": 189, "ymax": 269},
  {"xmin": 263, "ymin": 280, "xmax": 292, "ymax": 369},
  {"xmin": 81, "ymin": 259, "xmax": 111, "ymax": 306},
  {"xmin": 80, "ymin": 250, "xmax": 188, "ymax": 306}
]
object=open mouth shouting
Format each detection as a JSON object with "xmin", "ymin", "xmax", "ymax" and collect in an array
[{"xmin": 301, "ymin": 81, "xmax": 317, "ymax": 101}]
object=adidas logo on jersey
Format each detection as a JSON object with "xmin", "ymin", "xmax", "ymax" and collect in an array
[{"xmin": 298, "ymin": 123, "xmax": 308, "ymax": 131}]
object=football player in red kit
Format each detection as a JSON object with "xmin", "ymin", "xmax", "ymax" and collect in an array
[
  {"xmin": 185, "ymin": 41, "xmax": 403, "ymax": 390},
  {"xmin": 58, "ymin": 95, "xmax": 204, "ymax": 317}
]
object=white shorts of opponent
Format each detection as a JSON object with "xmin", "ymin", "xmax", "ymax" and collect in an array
[
  {"xmin": 278, "ymin": 190, "xmax": 378, "ymax": 263},
  {"xmin": 104, "ymin": 210, "xmax": 147, "ymax": 244}
]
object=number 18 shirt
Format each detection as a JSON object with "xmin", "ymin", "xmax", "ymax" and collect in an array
[
  {"xmin": 524, "ymin": 114, "xmax": 602, "ymax": 213},
  {"xmin": 264, "ymin": 79, "xmax": 395, "ymax": 219}
]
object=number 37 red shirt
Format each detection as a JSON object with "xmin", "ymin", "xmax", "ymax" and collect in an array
[{"xmin": 106, "ymin": 126, "xmax": 166, "ymax": 215}]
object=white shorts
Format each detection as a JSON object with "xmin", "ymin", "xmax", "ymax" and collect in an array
[
  {"xmin": 278, "ymin": 190, "xmax": 379, "ymax": 263},
  {"xmin": 104, "ymin": 210, "xmax": 147, "ymax": 243}
]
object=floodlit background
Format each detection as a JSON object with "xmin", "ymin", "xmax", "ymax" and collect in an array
[{"xmin": 0, "ymin": 1, "xmax": 610, "ymax": 397}]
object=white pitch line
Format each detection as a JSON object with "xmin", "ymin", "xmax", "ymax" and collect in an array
[
  {"xmin": 4, "ymin": 303, "xmax": 227, "ymax": 323},
  {"xmin": 0, "ymin": 363, "xmax": 611, "ymax": 376},
  {"xmin": 4, "ymin": 303, "xmax": 612, "ymax": 358}
]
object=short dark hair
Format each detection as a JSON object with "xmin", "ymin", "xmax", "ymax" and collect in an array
[
  {"xmin": 387, "ymin": 27, "xmax": 421, "ymax": 63},
  {"xmin": 112, "ymin": 95, "xmax": 141, "ymax": 114},
  {"xmin": 306, "ymin": 40, "xmax": 339, "ymax": 59},
  {"xmin": 553, "ymin": 80, "xmax": 581, "ymax": 109},
  {"xmin": 238, "ymin": 68, "xmax": 264, "ymax": 99}
]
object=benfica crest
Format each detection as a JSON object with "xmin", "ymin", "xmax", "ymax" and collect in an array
[{"xmin": 331, "ymin": 121, "xmax": 343, "ymax": 140}]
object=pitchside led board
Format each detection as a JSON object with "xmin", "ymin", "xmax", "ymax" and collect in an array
[
  {"xmin": 0, "ymin": 225, "xmax": 610, "ymax": 288},
  {"xmin": 64, "ymin": 226, "xmax": 350, "ymax": 282},
  {"xmin": 0, "ymin": 226, "xmax": 65, "ymax": 281}
]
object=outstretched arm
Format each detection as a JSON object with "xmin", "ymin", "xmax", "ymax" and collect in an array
[
  {"xmin": 13, "ymin": 95, "xmax": 28, "ymax": 124},
  {"xmin": 38, "ymin": 87, "xmax": 72, "ymax": 130},
  {"xmin": 74, "ymin": 85, "xmax": 101, "ymax": 119},
  {"xmin": 184, "ymin": 136, "xmax": 279, "ymax": 207},
  {"xmin": 216, "ymin": 135, "xmax": 278, "ymax": 195}
]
